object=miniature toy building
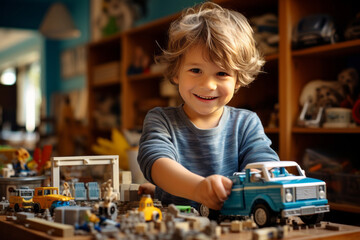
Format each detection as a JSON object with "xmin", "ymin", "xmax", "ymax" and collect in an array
[{"xmin": 51, "ymin": 155, "xmax": 120, "ymax": 200}]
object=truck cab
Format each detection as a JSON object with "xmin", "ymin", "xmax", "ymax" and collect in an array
[{"xmin": 200, "ymin": 161, "xmax": 329, "ymax": 227}]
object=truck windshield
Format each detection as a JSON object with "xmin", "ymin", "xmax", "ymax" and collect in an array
[
  {"xmin": 21, "ymin": 191, "xmax": 33, "ymax": 197},
  {"xmin": 267, "ymin": 166, "xmax": 304, "ymax": 179}
]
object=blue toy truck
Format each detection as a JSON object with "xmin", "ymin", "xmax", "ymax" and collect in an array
[{"xmin": 199, "ymin": 161, "xmax": 330, "ymax": 227}]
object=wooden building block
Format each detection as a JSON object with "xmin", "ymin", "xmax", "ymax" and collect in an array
[
  {"xmin": 135, "ymin": 222, "xmax": 147, "ymax": 234},
  {"xmin": 230, "ymin": 220, "xmax": 243, "ymax": 232},
  {"xmin": 120, "ymin": 184, "xmax": 130, "ymax": 201},
  {"xmin": 120, "ymin": 171, "xmax": 132, "ymax": 184},
  {"xmin": 175, "ymin": 221, "xmax": 189, "ymax": 231},
  {"xmin": 15, "ymin": 212, "xmax": 34, "ymax": 224},
  {"xmin": 26, "ymin": 218, "xmax": 74, "ymax": 237}
]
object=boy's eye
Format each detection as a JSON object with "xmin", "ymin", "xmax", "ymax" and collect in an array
[
  {"xmin": 189, "ymin": 68, "xmax": 201, "ymax": 74},
  {"xmin": 217, "ymin": 72, "xmax": 230, "ymax": 77}
]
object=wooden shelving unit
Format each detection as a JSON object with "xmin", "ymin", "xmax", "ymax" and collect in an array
[{"xmin": 86, "ymin": 0, "xmax": 360, "ymax": 213}]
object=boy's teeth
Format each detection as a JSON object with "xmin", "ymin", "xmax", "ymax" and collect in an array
[{"xmin": 195, "ymin": 94, "xmax": 216, "ymax": 100}]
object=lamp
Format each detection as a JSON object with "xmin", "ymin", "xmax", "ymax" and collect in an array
[{"xmin": 39, "ymin": 2, "xmax": 80, "ymax": 39}]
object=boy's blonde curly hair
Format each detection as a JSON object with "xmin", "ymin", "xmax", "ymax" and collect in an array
[{"xmin": 155, "ymin": 2, "xmax": 264, "ymax": 90}]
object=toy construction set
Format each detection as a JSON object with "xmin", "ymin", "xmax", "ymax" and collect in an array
[{"xmin": 0, "ymin": 150, "xmax": 359, "ymax": 240}]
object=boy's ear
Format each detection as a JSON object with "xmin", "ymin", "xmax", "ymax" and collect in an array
[
  {"xmin": 235, "ymin": 82, "xmax": 241, "ymax": 91},
  {"xmin": 173, "ymin": 76, "xmax": 179, "ymax": 84}
]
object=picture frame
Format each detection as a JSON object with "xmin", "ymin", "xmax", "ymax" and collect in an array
[{"xmin": 61, "ymin": 45, "xmax": 86, "ymax": 79}]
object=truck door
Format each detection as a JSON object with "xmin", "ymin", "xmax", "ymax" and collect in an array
[{"xmin": 224, "ymin": 177, "xmax": 245, "ymax": 212}]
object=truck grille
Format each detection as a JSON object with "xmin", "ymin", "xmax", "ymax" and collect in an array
[{"xmin": 296, "ymin": 186, "xmax": 317, "ymax": 200}]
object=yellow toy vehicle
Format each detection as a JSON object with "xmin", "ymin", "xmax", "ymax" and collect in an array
[
  {"xmin": 138, "ymin": 194, "xmax": 162, "ymax": 221},
  {"xmin": 32, "ymin": 187, "xmax": 73, "ymax": 214},
  {"xmin": 9, "ymin": 187, "xmax": 34, "ymax": 212}
]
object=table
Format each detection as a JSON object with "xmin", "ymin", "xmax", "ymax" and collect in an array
[{"xmin": 1, "ymin": 215, "xmax": 360, "ymax": 240}]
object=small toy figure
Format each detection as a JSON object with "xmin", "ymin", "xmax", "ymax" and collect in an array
[
  {"xmin": 104, "ymin": 179, "xmax": 118, "ymax": 204},
  {"xmin": 62, "ymin": 182, "xmax": 72, "ymax": 197},
  {"xmin": 138, "ymin": 194, "xmax": 162, "ymax": 221},
  {"xmin": 101, "ymin": 179, "xmax": 113, "ymax": 200},
  {"xmin": 127, "ymin": 46, "xmax": 150, "ymax": 75},
  {"xmin": 338, "ymin": 68, "xmax": 359, "ymax": 108},
  {"xmin": 98, "ymin": 179, "xmax": 118, "ymax": 221},
  {"xmin": 15, "ymin": 148, "xmax": 30, "ymax": 171}
]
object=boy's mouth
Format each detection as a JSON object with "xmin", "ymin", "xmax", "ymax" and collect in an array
[{"xmin": 194, "ymin": 93, "xmax": 218, "ymax": 100}]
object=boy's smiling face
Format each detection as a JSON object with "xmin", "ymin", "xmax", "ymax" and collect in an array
[{"xmin": 173, "ymin": 44, "xmax": 239, "ymax": 128}]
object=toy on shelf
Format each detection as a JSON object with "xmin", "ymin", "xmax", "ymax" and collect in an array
[
  {"xmin": 250, "ymin": 13, "xmax": 279, "ymax": 55},
  {"xmin": 298, "ymin": 68, "xmax": 359, "ymax": 127},
  {"xmin": 28, "ymin": 145, "xmax": 53, "ymax": 175},
  {"xmin": 353, "ymin": 99, "xmax": 360, "ymax": 124},
  {"xmin": 0, "ymin": 146, "xmax": 35, "ymax": 177},
  {"xmin": 198, "ymin": 161, "xmax": 329, "ymax": 228},
  {"xmin": 127, "ymin": 46, "xmax": 150, "ymax": 75},
  {"xmin": 267, "ymin": 103, "xmax": 279, "ymax": 128},
  {"xmin": 338, "ymin": 68, "xmax": 359, "ymax": 109},
  {"xmin": 292, "ymin": 14, "xmax": 338, "ymax": 49},
  {"xmin": 96, "ymin": 0, "xmax": 146, "ymax": 38},
  {"xmin": 344, "ymin": 12, "xmax": 360, "ymax": 40}
]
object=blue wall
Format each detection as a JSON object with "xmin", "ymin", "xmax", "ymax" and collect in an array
[{"xmin": 0, "ymin": 0, "xmax": 203, "ymax": 115}]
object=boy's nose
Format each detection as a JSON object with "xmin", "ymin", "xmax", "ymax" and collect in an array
[{"xmin": 199, "ymin": 75, "xmax": 217, "ymax": 90}]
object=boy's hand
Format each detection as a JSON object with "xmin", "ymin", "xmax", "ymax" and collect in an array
[
  {"xmin": 138, "ymin": 182, "xmax": 156, "ymax": 198},
  {"xmin": 194, "ymin": 175, "xmax": 233, "ymax": 210}
]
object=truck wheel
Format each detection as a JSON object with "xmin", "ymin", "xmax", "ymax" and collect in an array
[
  {"xmin": 199, "ymin": 204, "xmax": 210, "ymax": 217},
  {"xmin": 152, "ymin": 211, "xmax": 160, "ymax": 221},
  {"xmin": 14, "ymin": 203, "xmax": 20, "ymax": 212},
  {"xmin": 107, "ymin": 203, "xmax": 118, "ymax": 221},
  {"xmin": 108, "ymin": 204, "xmax": 116, "ymax": 215},
  {"xmin": 300, "ymin": 213, "xmax": 324, "ymax": 225},
  {"xmin": 198, "ymin": 204, "xmax": 219, "ymax": 220},
  {"xmin": 50, "ymin": 206, "xmax": 55, "ymax": 216},
  {"xmin": 33, "ymin": 203, "xmax": 41, "ymax": 213},
  {"xmin": 253, "ymin": 204, "xmax": 276, "ymax": 228}
]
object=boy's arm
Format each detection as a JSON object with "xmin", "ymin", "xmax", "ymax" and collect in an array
[{"xmin": 151, "ymin": 157, "xmax": 232, "ymax": 210}]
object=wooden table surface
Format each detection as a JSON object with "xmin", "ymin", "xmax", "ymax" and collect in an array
[{"xmin": 1, "ymin": 215, "xmax": 360, "ymax": 240}]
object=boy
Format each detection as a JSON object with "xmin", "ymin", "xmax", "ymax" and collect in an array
[{"xmin": 137, "ymin": 2, "xmax": 279, "ymax": 211}]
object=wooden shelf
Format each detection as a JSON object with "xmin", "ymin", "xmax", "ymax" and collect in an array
[
  {"xmin": 87, "ymin": 0, "xmax": 360, "ymax": 215},
  {"xmin": 292, "ymin": 39, "xmax": 360, "ymax": 57},
  {"xmin": 128, "ymin": 72, "xmax": 163, "ymax": 82},
  {"xmin": 264, "ymin": 53, "xmax": 279, "ymax": 62},
  {"xmin": 265, "ymin": 127, "xmax": 279, "ymax": 134},
  {"xmin": 292, "ymin": 127, "xmax": 360, "ymax": 134},
  {"xmin": 92, "ymin": 80, "xmax": 120, "ymax": 87}
]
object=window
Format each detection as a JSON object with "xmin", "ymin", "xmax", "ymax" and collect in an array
[{"xmin": 16, "ymin": 62, "xmax": 41, "ymax": 132}]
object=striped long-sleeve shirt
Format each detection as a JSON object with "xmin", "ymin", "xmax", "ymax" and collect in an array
[{"xmin": 137, "ymin": 105, "xmax": 279, "ymax": 207}]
